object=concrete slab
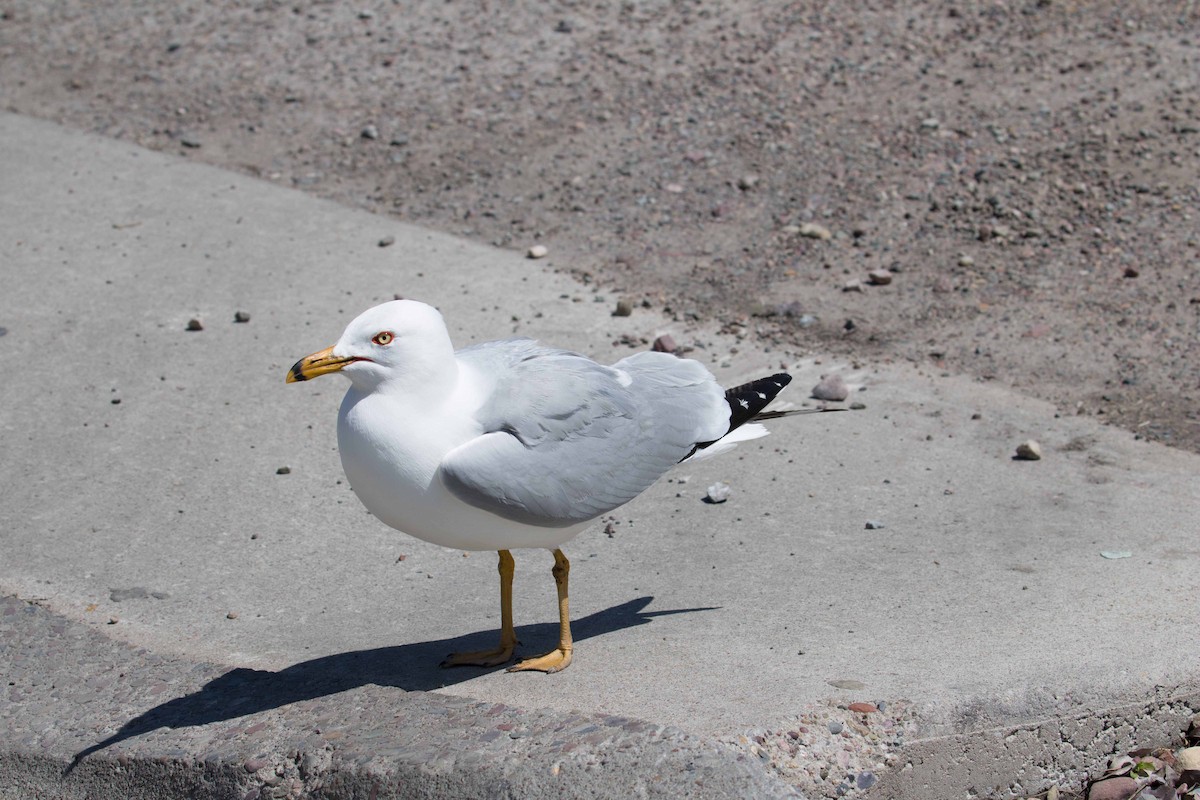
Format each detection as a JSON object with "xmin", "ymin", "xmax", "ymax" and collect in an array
[
  {"xmin": 0, "ymin": 596, "xmax": 799, "ymax": 800},
  {"xmin": 1, "ymin": 112, "xmax": 1198, "ymax": 798}
]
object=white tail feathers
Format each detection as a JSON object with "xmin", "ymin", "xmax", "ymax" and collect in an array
[{"xmin": 680, "ymin": 422, "xmax": 769, "ymax": 463}]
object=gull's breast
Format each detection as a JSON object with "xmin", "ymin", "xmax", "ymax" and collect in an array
[{"xmin": 335, "ymin": 387, "xmax": 582, "ymax": 551}]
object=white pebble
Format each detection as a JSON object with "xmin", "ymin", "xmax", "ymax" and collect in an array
[
  {"xmin": 1177, "ymin": 747, "xmax": 1200, "ymax": 771},
  {"xmin": 798, "ymin": 222, "xmax": 833, "ymax": 240},
  {"xmin": 527, "ymin": 244, "xmax": 549, "ymax": 259},
  {"xmin": 706, "ymin": 481, "xmax": 731, "ymax": 503}
]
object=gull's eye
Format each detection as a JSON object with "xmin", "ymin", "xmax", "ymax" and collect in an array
[{"xmin": 372, "ymin": 331, "xmax": 394, "ymax": 346}]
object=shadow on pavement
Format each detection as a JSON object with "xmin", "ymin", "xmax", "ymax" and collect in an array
[{"xmin": 70, "ymin": 597, "xmax": 716, "ymax": 768}]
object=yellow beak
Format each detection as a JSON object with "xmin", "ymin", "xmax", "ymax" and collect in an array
[{"xmin": 286, "ymin": 345, "xmax": 356, "ymax": 383}]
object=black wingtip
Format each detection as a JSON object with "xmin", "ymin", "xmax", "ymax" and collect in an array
[
  {"xmin": 681, "ymin": 372, "xmax": 796, "ymax": 461},
  {"xmin": 722, "ymin": 373, "xmax": 793, "ymax": 431}
]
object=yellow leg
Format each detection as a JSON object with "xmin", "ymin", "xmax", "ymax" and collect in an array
[
  {"xmin": 508, "ymin": 548, "xmax": 573, "ymax": 673},
  {"xmin": 441, "ymin": 550, "xmax": 517, "ymax": 668}
]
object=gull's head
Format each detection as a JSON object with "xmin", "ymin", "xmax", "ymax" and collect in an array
[{"xmin": 286, "ymin": 299, "xmax": 453, "ymax": 390}]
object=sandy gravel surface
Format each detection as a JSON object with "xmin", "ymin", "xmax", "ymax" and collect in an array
[{"xmin": 2, "ymin": 1, "xmax": 1197, "ymax": 452}]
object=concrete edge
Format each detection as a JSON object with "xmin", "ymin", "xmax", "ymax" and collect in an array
[
  {"xmin": 877, "ymin": 688, "xmax": 1199, "ymax": 798},
  {"xmin": 8, "ymin": 586, "xmax": 1198, "ymax": 800},
  {"xmin": 0, "ymin": 595, "xmax": 802, "ymax": 800},
  {"xmin": 721, "ymin": 684, "xmax": 1199, "ymax": 798}
]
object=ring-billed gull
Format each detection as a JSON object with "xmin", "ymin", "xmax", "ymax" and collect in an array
[{"xmin": 288, "ymin": 299, "xmax": 818, "ymax": 673}]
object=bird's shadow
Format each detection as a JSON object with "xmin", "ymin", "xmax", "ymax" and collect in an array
[{"xmin": 70, "ymin": 597, "xmax": 714, "ymax": 767}]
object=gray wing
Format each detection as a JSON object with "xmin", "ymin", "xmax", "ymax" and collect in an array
[{"xmin": 440, "ymin": 341, "xmax": 730, "ymax": 528}]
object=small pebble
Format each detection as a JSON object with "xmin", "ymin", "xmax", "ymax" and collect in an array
[
  {"xmin": 244, "ymin": 757, "xmax": 267, "ymax": 772},
  {"xmin": 856, "ymin": 772, "xmax": 877, "ymax": 790},
  {"xmin": 107, "ymin": 617, "xmax": 119, "ymax": 625},
  {"xmin": 1014, "ymin": 440, "xmax": 1042, "ymax": 460},
  {"xmin": 233, "ymin": 310, "xmax": 251, "ymax": 323},
  {"xmin": 958, "ymin": 254, "xmax": 975, "ymax": 267},
  {"xmin": 866, "ymin": 269, "xmax": 893, "ymax": 286},
  {"xmin": 848, "ymin": 702, "xmax": 878, "ymax": 713},
  {"xmin": 737, "ymin": 175, "xmax": 759, "ymax": 191},
  {"xmin": 1123, "ymin": 266, "xmax": 1139, "ymax": 278},
  {"xmin": 227, "ymin": 611, "xmax": 239, "ymax": 620},
  {"xmin": 864, "ymin": 521, "xmax": 885, "ymax": 530},
  {"xmin": 111, "ymin": 398, "xmax": 121, "ymax": 405},
  {"xmin": 798, "ymin": 222, "xmax": 832, "ymax": 240},
  {"xmin": 842, "ymin": 279, "xmax": 866, "ymax": 293},
  {"xmin": 705, "ymin": 481, "xmax": 731, "ymax": 504},
  {"xmin": 812, "ymin": 374, "xmax": 849, "ymax": 401},
  {"xmin": 1176, "ymin": 746, "xmax": 1200, "ymax": 770},
  {"xmin": 378, "ymin": 235, "xmax": 395, "ymax": 248},
  {"xmin": 179, "ymin": 134, "xmax": 202, "ymax": 148},
  {"xmin": 361, "ymin": 124, "xmax": 379, "ymax": 140},
  {"xmin": 827, "ymin": 720, "xmax": 844, "ymax": 734},
  {"xmin": 186, "ymin": 318, "xmax": 204, "ymax": 331},
  {"xmin": 1086, "ymin": 777, "xmax": 1137, "ymax": 800},
  {"xmin": 276, "ymin": 466, "xmax": 291, "ymax": 475},
  {"xmin": 652, "ymin": 334, "xmax": 677, "ymax": 353},
  {"xmin": 527, "ymin": 244, "xmax": 549, "ymax": 259},
  {"xmin": 849, "ymin": 401, "xmax": 866, "ymax": 410},
  {"xmin": 613, "ymin": 298, "xmax": 634, "ymax": 317}
]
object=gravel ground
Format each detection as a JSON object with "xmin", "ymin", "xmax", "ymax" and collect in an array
[{"xmin": 1, "ymin": 1, "xmax": 1197, "ymax": 454}]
